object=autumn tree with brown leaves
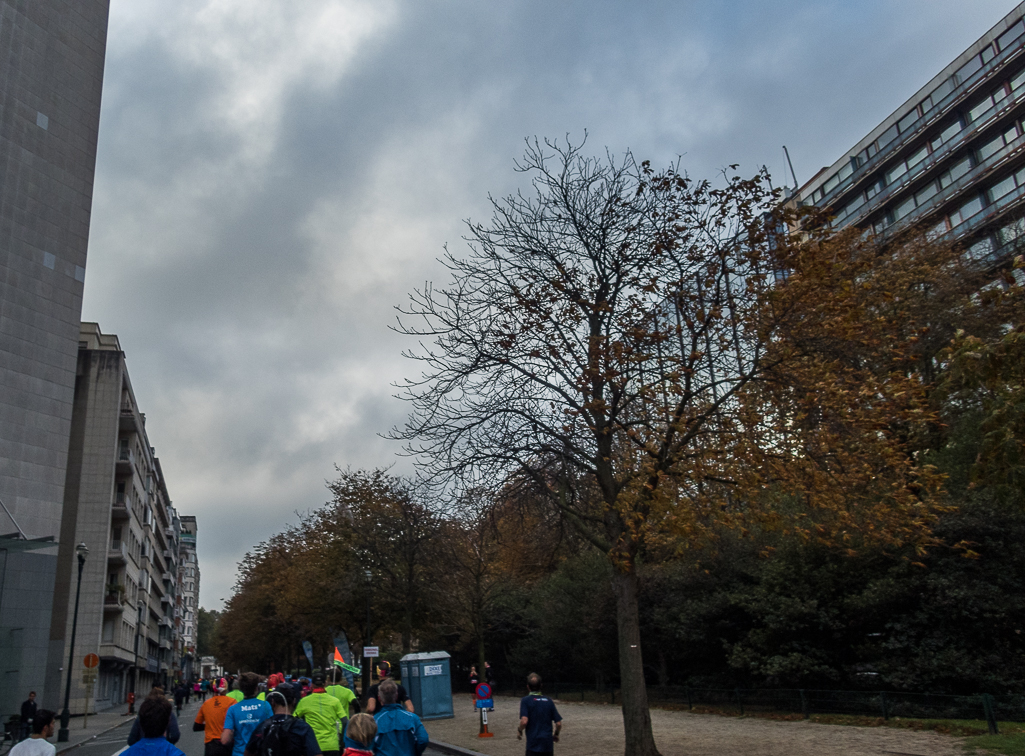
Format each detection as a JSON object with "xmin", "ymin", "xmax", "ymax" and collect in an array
[{"xmin": 393, "ymin": 138, "xmax": 980, "ymax": 756}]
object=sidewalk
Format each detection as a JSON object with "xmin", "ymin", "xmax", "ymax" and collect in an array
[
  {"xmin": 54, "ymin": 698, "xmax": 203, "ymax": 754},
  {"xmin": 54, "ymin": 707, "xmax": 135, "ymax": 754}
]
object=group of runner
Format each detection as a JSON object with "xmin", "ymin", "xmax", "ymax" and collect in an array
[{"xmin": 181, "ymin": 668, "xmax": 428, "ymax": 756}]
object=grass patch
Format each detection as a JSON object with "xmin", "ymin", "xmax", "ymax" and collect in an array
[
  {"xmin": 648, "ymin": 702, "xmax": 1025, "ymax": 739},
  {"xmin": 965, "ymin": 733, "xmax": 1025, "ymax": 755}
]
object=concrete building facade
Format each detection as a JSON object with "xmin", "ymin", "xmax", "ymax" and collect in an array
[
  {"xmin": 796, "ymin": 2, "xmax": 1025, "ymax": 268},
  {"xmin": 0, "ymin": 0, "xmax": 110, "ymax": 719},
  {"xmin": 178, "ymin": 516, "xmax": 198, "ymax": 680},
  {"xmin": 42, "ymin": 323, "xmax": 188, "ymax": 713}
]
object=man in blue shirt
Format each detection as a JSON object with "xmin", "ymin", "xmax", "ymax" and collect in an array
[
  {"xmin": 123, "ymin": 697, "xmax": 185, "ymax": 756},
  {"xmin": 221, "ymin": 673, "xmax": 274, "ymax": 756},
  {"xmin": 373, "ymin": 680, "xmax": 428, "ymax": 756},
  {"xmin": 517, "ymin": 674, "xmax": 562, "ymax": 756}
]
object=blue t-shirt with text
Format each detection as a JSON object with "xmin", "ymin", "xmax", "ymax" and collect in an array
[
  {"xmin": 519, "ymin": 694, "xmax": 562, "ymax": 752},
  {"xmin": 224, "ymin": 697, "xmax": 273, "ymax": 756}
]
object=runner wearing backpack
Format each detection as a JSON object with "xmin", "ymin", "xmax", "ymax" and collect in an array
[{"xmin": 244, "ymin": 686, "xmax": 320, "ymax": 756}]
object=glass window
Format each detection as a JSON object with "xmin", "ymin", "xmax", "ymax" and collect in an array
[
  {"xmin": 998, "ymin": 19, "xmax": 1025, "ymax": 51},
  {"xmin": 838, "ymin": 161, "xmax": 854, "ymax": 181},
  {"xmin": 978, "ymin": 132, "xmax": 1006, "ymax": 161},
  {"xmin": 1011, "ymin": 67, "xmax": 1025, "ymax": 92},
  {"xmin": 906, "ymin": 145, "xmax": 929, "ymax": 169},
  {"xmin": 956, "ymin": 195, "xmax": 984, "ymax": 225},
  {"xmin": 932, "ymin": 118, "xmax": 963, "ymax": 150},
  {"xmin": 893, "ymin": 196, "xmax": 916, "ymax": 221},
  {"xmin": 898, "ymin": 109, "xmax": 919, "ymax": 134},
  {"xmin": 967, "ymin": 237, "xmax": 995, "ymax": 262},
  {"xmin": 948, "ymin": 156, "xmax": 973, "ymax": 184},
  {"xmin": 878, "ymin": 124, "xmax": 899, "ymax": 149},
  {"xmin": 823, "ymin": 174, "xmax": 840, "ymax": 194},
  {"xmin": 956, "ymin": 54, "xmax": 983, "ymax": 85},
  {"xmin": 886, "ymin": 161, "xmax": 908, "ymax": 186},
  {"xmin": 989, "ymin": 175, "xmax": 1016, "ymax": 201},
  {"xmin": 915, "ymin": 181, "xmax": 939, "ymax": 207},
  {"xmin": 865, "ymin": 180, "xmax": 883, "ymax": 200},
  {"xmin": 981, "ymin": 45, "xmax": 997, "ymax": 66},
  {"xmin": 924, "ymin": 78, "xmax": 954, "ymax": 111},
  {"xmin": 969, "ymin": 93, "xmax": 995, "ymax": 122}
]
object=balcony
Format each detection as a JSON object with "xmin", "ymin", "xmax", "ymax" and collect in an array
[
  {"xmin": 111, "ymin": 501, "xmax": 130, "ymax": 521},
  {"xmin": 107, "ymin": 541, "xmax": 128, "ymax": 565},
  {"xmin": 115, "ymin": 448, "xmax": 135, "ymax": 475},
  {"xmin": 103, "ymin": 591, "xmax": 125, "ymax": 612},
  {"xmin": 161, "ymin": 571, "xmax": 172, "ymax": 583}
]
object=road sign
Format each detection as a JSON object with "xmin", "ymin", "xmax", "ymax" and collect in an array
[
  {"xmin": 82, "ymin": 669, "xmax": 97, "ymax": 684},
  {"xmin": 475, "ymin": 683, "xmax": 492, "ymax": 699},
  {"xmin": 475, "ymin": 698, "xmax": 494, "ymax": 709},
  {"xmin": 363, "ymin": 646, "xmax": 379, "ymax": 658},
  {"xmin": 83, "ymin": 653, "xmax": 99, "ymax": 668}
]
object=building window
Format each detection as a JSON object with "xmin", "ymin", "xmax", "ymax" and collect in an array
[
  {"xmin": 998, "ymin": 19, "xmax": 1025, "ymax": 51},
  {"xmin": 931, "ymin": 118, "xmax": 963, "ymax": 151},
  {"xmin": 956, "ymin": 54, "xmax": 984, "ymax": 86}
]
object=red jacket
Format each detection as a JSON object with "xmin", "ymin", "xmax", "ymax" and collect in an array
[{"xmin": 342, "ymin": 749, "xmax": 373, "ymax": 756}]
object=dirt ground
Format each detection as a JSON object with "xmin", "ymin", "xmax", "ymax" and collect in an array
[{"xmin": 423, "ymin": 694, "xmax": 968, "ymax": 756}]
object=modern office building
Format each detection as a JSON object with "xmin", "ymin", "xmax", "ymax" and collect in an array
[
  {"xmin": 43, "ymin": 323, "xmax": 187, "ymax": 713},
  {"xmin": 795, "ymin": 2, "xmax": 1025, "ymax": 268},
  {"xmin": 178, "ymin": 515, "xmax": 199, "ymax": 680},
  {"xmin": 0, "ymin": 0, "xmax": 110, "ymax": 719}
]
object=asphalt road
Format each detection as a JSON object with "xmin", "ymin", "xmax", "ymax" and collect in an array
[{"xmin": 66, "ymin": 703, "xmax": 449, "ymax": 756}]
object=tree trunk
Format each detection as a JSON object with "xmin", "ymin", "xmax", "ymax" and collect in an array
[{"xmin": 612, "ymin": 566, "xmax": 661, "ymax": 756}]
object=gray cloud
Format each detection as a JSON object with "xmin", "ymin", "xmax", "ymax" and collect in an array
[{"xmin": 81, "ymin": 0, "xmax": 1018, "ymax": 609}]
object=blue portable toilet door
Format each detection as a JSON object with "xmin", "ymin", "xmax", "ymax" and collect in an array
[{"xmin": 419, "ymin": 660, "xmax": 448, "ymax": 718}]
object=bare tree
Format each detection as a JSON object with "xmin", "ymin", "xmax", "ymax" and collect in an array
[{"xmin": 393, "ymin": 138, "xmax": 789, "ymax": 756}]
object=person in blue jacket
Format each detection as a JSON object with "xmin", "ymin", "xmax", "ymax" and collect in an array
[{"xmin": 372, "ymin": 680, "xmax": 428, "ymax": 756}]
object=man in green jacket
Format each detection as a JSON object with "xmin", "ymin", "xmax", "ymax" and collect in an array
[{"xmin": 293, "ymin": 672, "xmax": 347, "ymax": 756}]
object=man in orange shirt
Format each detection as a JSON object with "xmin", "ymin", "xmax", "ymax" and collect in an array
[{"xmin": 194, "ymin": 689, "xmax": 237, "ymax": 756}]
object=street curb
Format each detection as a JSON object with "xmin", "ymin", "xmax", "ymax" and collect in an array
[
  {"xmin": 429, "ymin": 740, "xmax": 488, "ymax": 756},
  {"xmin": 55, "ymin": 717, "xmax": 133, "ymax": 755}
]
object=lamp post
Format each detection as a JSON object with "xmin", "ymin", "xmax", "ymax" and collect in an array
[
  {"xmin": 362, "ymin": 569, "xmax": 372, "ymax": 698},
  {"xmin": 58, "ymin": 543, "xmax": 89, "ymax": 743}
]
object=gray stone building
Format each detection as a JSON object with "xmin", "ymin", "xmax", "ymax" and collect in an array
[
  {"xmin": 178, "ymin": 516, "xmax": 198, "ymax": 680},
  {"xmin": 42, "ymin": 323, "xmax": 187, "ymax": 713},
  {"xmin": 0, "ymin": 0, "xmax": 110, "ymax": 720}
]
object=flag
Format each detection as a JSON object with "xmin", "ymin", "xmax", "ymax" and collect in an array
[{"xmin": 333, "ymin": 646, "xmax": 362, "ymax": 675}]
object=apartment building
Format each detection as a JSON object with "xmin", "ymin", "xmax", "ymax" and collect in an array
[
  {"xmin": 178, "ymin": 516, "xmax": 199, "ymax": 680},
  {"xmin": 796, "ymin": 2, "xmax": 1025, "ymax": 267},
  {"xmin": 0, "ymin": 1, "xmax": 110, "ymax": 718},
  {"xmin": 43, "ymin": 323, "xmax": 190, "ymax": 713}
]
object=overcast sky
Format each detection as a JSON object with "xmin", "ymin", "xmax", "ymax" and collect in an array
[{"xmin": 80, "ymin": 0, "xmax": 1019, "ymax": 610}]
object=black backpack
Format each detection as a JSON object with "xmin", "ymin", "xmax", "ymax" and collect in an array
[{"xmin": 257, "ymin": 716, "xmax": 297, "ymax": 756}]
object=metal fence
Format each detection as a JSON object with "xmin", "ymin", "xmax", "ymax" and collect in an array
[{"xmin": 547, "ymin": 683, "xmax": 1025, "ymax": 734}]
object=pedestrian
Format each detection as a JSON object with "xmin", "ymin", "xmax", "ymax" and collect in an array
[
  {"xmin": 185, "ymin": 681, "xmax": 192, "ymax": 706},
  {"xmin": 193, "ymin": 681, "xmax": 238, "ymax": 756},
  {"xmin": 340, "ymin": 713, "xmax": 375, "ymax": 756},
  {"xmin": 293, "ymin": 671, "xmax": 347, "ymax": 756},
  {"xmin": 220, "ymin": 673, "xmax": 274, "ymax": 756},
  {"xmin": 226, "ymin": 681, "xmax": 244, "ymax": 703},
  {"xmin": 174, "ymin": 683, "xmax": 187, "ymax": 717},
  {"xmin": 123, "ymin": 697, "xmax": 185, "ymax": 756},
  {"xmin": 517, "ymin": 673, "xmax": 562, "ymax": 756},
  {"xmin": 243, "ymin": 685, "xmax": 321, "ymax": 756},
  {"xmin": 194, "ymin": 681, "xmax": 203, "ymax": 702},
  {"xmin": 8, "ymin": 709, "xmax": 55, "ymax": 756},
  {"xmin": 372, "ymin": 680, "xmax": 428, "ymax": 756},
  {"xmin": 364, "ymin": 666, "xmax": 413, "ymax": 714},
  {"xmin": 19, "ymin": 692, "xmax": 37, "ymax": 742},
  {"xmin": 129, "ymin": 689, "xmax": 182, "ymax": 745},
  {"xmin": 201, "ymin": 679, "xmax": 210, "ymax": 701}
]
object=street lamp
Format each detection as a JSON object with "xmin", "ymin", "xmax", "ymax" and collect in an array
[
  {"xmin": 362, "ymin": 569, "xmax": 372, "ymax": 697},
  {"xmin": 58, "ymin": 543, "xmax": 88, "ymax": 742}
]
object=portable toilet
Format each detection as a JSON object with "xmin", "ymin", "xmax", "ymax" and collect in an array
[{"xmin": 400, "ymin": 651, "xmax": 453, "ymax": 720}]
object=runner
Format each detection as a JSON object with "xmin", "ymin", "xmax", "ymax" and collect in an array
[
  {"xmin": 340, "ymin": 714, "xmax": 375, "ymax": 756},
  {"xmin": 123, "ymin": 698, "xmax": 186, "ymax": 756},
  {"xmin": 293, "ymin": 671, "xmax": 347, "ymax": 756},
  {"xmin": 324, "ymin": 679, "xmax": 358, "ymax": 719},
  {"xmin": 517, "ymin": 673, "xmax": 562, "ymax": 756},
  {"xmin": 364, "ymin": 665, "xmax": 412, "ymax": 714},
  {"xmin": 128, "ymin": 689, "xmax": 182, "ymax": 745},
  {"xmin": 371, "ymin": 681, "xmax": 428, "ymax": 756},
  {"xmin": 220, "ymin": 673, "xmax": 274, "ymax": 756},
  {"xmin": 243, "ymin": 685, "xmax": 321, "ymax": 756},
  {"xmin": 193, "ymin": 681, "xmax": 238, "ymax": 756},
  {"xmin": 226, "ymin": 681, "xmax": 244, "ymax": 703}
]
